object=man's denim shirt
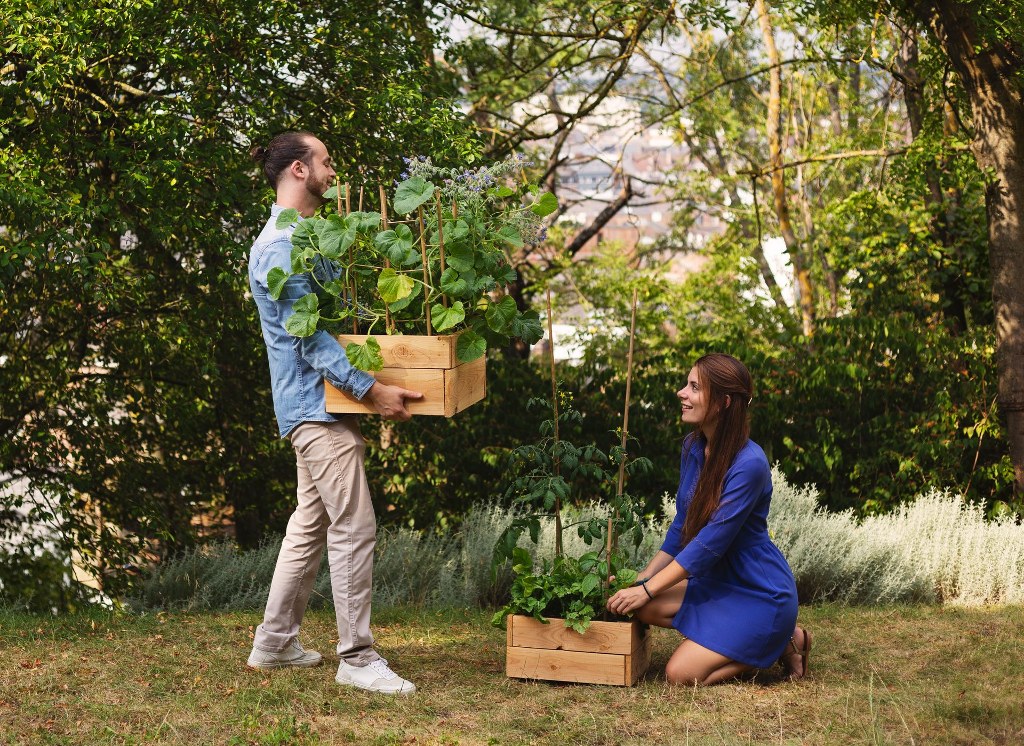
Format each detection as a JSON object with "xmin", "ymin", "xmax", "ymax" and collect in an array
[{"xmin": 249, "ymin": 204, "xmax": 376, "ymax": 437}]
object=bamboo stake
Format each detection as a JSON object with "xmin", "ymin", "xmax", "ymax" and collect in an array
[
  {"xmin": 434, "ymin": 190, "xmax": 448, "ymax": 309},
  {"xmin": 344, "ymin": 182, "xmax": 358, "ymax": 333},
  {"xmin": 378, "ymin": 184, "xmax": 393, "ymax": 333},
  {"xmin": 417, "ymin": 205, "xmax": 432, "ymax": 335},
  {"xmin": 546, "ymin": 288, "xmax": 562, "ymax": 557},
  {"xmin": 358, "ymin": 185, "xmax": 364, "ymax": 212},
  {"xmin": 608, "ymin": 288, "xmax": 639, "ymax": 587}
]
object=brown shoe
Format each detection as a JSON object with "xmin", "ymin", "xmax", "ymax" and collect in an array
[{"xmin": 780, "ymin": 627, "xmax": 812, "ymax": 680}]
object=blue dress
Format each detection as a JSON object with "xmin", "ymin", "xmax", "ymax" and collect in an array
[{"xmin": 660, "ymin": 437, "xmax": 798, "ymax": 668}]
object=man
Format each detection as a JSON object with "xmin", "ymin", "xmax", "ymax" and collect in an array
[{"xmin": 245, "ymin": 131, "xmax": 421, "ymax": 695}]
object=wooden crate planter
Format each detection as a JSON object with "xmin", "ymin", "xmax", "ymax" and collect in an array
[
  {"xmin": 324, "ymin": 333, "xmax": 486, "ymax": 417},
  {"xmin": 505, "ymin": 614, "xmax": 651, "ymax": 686}
]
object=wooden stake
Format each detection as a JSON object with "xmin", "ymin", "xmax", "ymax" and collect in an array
[
  {"xmin": 358, "ymin": 185, "xmax": 364, "ymax": 212},
  {"xmin": 609, "ymin": 288, "xmax": 639, "ymax": 586},
  {"xmin": 379, "ymin": 183, "xmax": 393, "ymax": 333},
  {"xmin": 417, "ymin": 205, "xmax": 432, "ymax": 336},
  {"xmin": 435, "ymin": 190, "xmax": 448, "ymax": 309},
  {"xmin": 546, "ymin": 288, "xmax": 562, "ymax": 558},
  {"xmin": 336, "ymin": 177, "xmax": 358, "ymax": 333},
  {"xmin": 616, "ymin": 288, "xmax": 639, "ymax": 497}
]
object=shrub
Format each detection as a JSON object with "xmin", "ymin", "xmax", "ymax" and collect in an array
[{"xmin": 132, "ymin": 470, "xmax": 1024, "ymax": 612}]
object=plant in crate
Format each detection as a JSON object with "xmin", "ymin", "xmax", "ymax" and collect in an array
[
  {"xmin": 493, "ymin": 292, "xmax": 654, "ymax": 686},
  {"xmin": 264, "ymin": 154, "xmax": 554, "ymax": 371},
  {"xmin": 490, "ymin": 391, "xmax": 652, "ymax": 634}
]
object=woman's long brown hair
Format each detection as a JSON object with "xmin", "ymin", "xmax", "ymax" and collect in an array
[{"xmin": 681, "ymin": 353, "xmax": 755, "ymax": 545}]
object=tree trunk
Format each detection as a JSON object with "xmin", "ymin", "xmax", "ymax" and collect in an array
[
  {"xmin": 755, "ymin": 0, "xmax": 816, "ymax": 337},
  {"xmin": 922, "ymin": 1, "xmax": 1024, "ymax": 498}
]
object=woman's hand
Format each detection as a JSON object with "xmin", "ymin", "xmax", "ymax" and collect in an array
[{"xmin": 606, "ymin": 584, "xmax": 650, "ymax": 616}]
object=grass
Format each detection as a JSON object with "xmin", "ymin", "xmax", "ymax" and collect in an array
[{"xmin": 2, "ymin": 604, "xmax": 1023, "ymax": 745}]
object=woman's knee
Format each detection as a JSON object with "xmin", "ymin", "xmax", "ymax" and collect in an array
[{"xmin": 664, "ymin": 658, "xmax": 705, "ymax": 686}]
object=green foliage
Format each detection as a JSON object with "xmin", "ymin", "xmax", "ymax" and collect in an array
[
  {"xmin": 0, "ymin": 0, "xmax": 477, "ymax": 598},
  {"xmin": 267, "ymin": 156, "xmax": 553, "ymax": 367},
  {"xmin": 133, "ymin": 470, "xmax": 1024, "ymax": 613},
  {"xmin": 490, "ymin": 391, "xmax": 652, "ymax": 631},
  {"xmin": 491, "ymin": 547, "xmax": 638, "ymax": 633}
]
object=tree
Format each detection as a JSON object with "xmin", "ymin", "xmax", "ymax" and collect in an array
[
  {"xmin": 0, "ymin": 0, "xmax": 474, "ymax": 598},
  {"xmin": 912, "ymin": 0, "xmax": 1024, "ymax": 500},
  {"xmin": 802, "ymin": 0, "xmax": 1024, "ymax": 498}
]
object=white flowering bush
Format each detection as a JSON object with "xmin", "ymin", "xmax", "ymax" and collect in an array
[{"xmin": 133, "ymin": 471, "xmax": 1024, "ymax": 611}]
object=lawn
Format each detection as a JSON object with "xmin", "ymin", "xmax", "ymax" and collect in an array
[{"xmin": 1, "ymin": 604, "xmax": 1022, "ymax": 745}]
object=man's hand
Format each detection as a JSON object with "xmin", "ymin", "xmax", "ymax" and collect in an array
[{"xmin": 364, "ymin": 381, "xmax": 423, "ymax": 421}]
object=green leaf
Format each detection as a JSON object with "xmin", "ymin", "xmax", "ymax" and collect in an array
[
  {"xmin": 267, "ymin": 267, "xmax": 289, "ymax": 300},
  {"xmin": 449, "ymin": 219, "xmax": 470, "ymax": 239},
  {"xmin": 345, "ymin": 337, "xmax": 384, "ymax": 372},
  {"xmin": 322, "ymin": 279, "xmax": 345, "ymax": 297},
  {"xmin": 440, "ymin": 267, "xmax": 470, "ymax": 297},
  {"xmin": 456, "ymin": 330, "xmax": 486, "ymax": 362},
  {"xmin": 317, "ymin": 214, "xmax": 355, "ymax": 259},
  {"xmin": 510, "ymin": 310, "xmax": 544, "ymax": 344},
  {"xmin": 496, "ymin": 225, "xmax": 524, "ymax": 248},
  {"xmin": 290, "ymin": 220, "xmax": 315, "ymax": 253},
  {"xmin": 445, "ymin": 241, "xmax": 475, "ymax": 272},
  {"xmin": 377, "ymin": 267, "xmax": 416, "ymax": 304},
  {"xmin": 485, "ymin": 295, "xmax": 518, "ymax": 333},
  {"xmin": 494, "ymin": 262, "xmax": 517, "ymax": 284},
  {"xmin": 388, "ymin": 289, "xmax": 419, "ymax": 312},
  {"xmin": 530, "ymin": 192, "xmax": 558, "ymax": 217},
  {"xmin": 350, "ymin": 211, "xmax": 382, "ymax": 232},
  {"xmin": 579, "ymin": 573, "xmax": 600, "ymax": 597},
  {"xmin": 393, "ymin": 177, "xmax": 435, "ymax": 214},
  {"xmin": 375, "ymin": 224, "xmax": 419, "ymax": 266},
  {"xmin": 275, "ymin": 208, "xmax": 300, "ymax": 228},
  {"xmin": 284, "ymin": 293, "xmax": 320, "ymax": 337},
  {"xmin": 431, "ymin": 301, "xmax": 466, "ymax": 332},
  {"xmin": 322, "ymin": 185, "xmax": 339, "ymax": 200}
]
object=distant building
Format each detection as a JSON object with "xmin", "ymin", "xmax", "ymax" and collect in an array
[{"xmin": 545, "ymin": 101, "xmax": 726, "ymax": 262}]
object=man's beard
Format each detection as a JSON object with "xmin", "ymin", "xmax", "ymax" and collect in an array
[{"xmin": 305, "ymin": 172, "xmax": 331, "ymax": 205}]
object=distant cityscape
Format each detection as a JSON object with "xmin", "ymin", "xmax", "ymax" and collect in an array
[{"xmin": 542, "ymin": 98, "xmax": 726, "ymax": 282}]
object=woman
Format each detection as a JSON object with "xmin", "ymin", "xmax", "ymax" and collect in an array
[{"xmin": 607, "ymin": 353, "xmax": 811, "ymax": 685}]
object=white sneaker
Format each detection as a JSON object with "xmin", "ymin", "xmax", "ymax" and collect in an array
[
  {"xmin": 247, "ymin": 640, "xmax": 323, "ymax": 669},
  {"xmin": 335, "ymin": 658, "xmax": 416, "ymax": 695}
]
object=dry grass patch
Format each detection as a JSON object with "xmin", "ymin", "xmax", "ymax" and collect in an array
[{"xmin": 1, "ymin": 604, "xmax": 1022, "ymax": 745}]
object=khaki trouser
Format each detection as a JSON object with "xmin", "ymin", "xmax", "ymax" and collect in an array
[{"xmin": 252, "ymin": 418, "xmax": 380, "ymax": 665}]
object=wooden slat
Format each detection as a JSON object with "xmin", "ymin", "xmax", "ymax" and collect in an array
[
  {"xmin": 506, "ymin": 646, "xmax": 628, "ymax": 686},
  {"xmin": 446, "ymin": 353, "xmax": 487, "ymax": 416},
  {"xmin": 333, "ymin": 333, "xmax": 459, "ymax": 369},
  {"xmin": 508, "ymin": 615, "xmax": 637, "ymax": 655},
  {"xmin": 324, "ymin": 355, "xmax": 485, "ymax": 417},
  {"xmin": 626, "ymin": 628, "xmax": 653, "ymax": 684}
]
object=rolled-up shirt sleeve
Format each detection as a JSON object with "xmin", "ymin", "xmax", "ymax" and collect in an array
[
  {"xmin": 672, "ymin": 458, "xmax": 770, "ymax": 577},
  {"xmin": 298, "ymin": 326, "xmax": 376, "ymax": 400},
  {"xmin": 256, "ymin": 240, "xmax": 376, "ymax": 400}
]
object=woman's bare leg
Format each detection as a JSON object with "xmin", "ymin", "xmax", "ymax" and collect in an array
[
  {"xmin": 632, "ymin": 582, "xmax": 687, "ymax": 628},
  {"xmin": 664, "ymin": 638, "xmax": 755, "ymax": 686}
]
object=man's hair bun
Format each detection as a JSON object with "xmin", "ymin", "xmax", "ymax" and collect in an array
[{"xmin": 250, "ymin": 144, "xmax": 268, "ymax": 162}]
